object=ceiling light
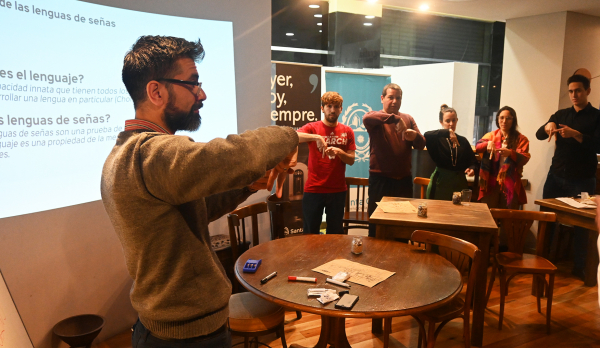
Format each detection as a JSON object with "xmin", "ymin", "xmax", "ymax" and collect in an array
[
  {"xmin": 309, "ymin": 5, "xmax": 320, "ymax": 8},
  {"xmin": 317, "ymin": 22, "xmax": 322, "ymax": 26},
  {"xmin": 367, "ymin": 0, "xmax": 378, "ymax": 3},
  {"xmin": 314, "ymin": 14, "xmax": 323, "ymax": 18},
  {"xmin": 365, "ymin": 15, "xmax": 375, "ymax": 19},
  {"xmin": 419, "ymin": 4, "xmax": 429, "ymax": 11},
  {"xmin": 364, "ymin": 23, "xmax": 373, "ymax": 26},
  {"xmin": 286, "ymin": 33, "xmax": 294, "ymax": 36},
  {"xmin": 319, "ymin": 30, "xmax": 322, "ymax": 32}
]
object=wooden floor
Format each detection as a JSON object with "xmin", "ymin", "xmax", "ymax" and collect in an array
[{"xmin": 98, "ymin": 261, "xmax": 600, "ymax": 348}]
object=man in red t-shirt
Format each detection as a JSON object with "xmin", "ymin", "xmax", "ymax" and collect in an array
[{"xmin": 297, "ymin": 92, "xmax": 356, "ymax": 234}]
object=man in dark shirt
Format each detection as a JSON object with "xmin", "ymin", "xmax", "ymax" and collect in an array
[
  {"xmin": 363, "ymin": 83, "xmax": 425, "ymax": 237},
  {"xmin": 536, "ymin": 73, "xmax": 600, "ymax": 279}
]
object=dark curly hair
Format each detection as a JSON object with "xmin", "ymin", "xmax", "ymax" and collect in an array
[{"xmin": 122, "ymin": 36, "xmax": 205, "ymax": 109}]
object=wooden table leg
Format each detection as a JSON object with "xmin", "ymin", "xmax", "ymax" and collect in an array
[
  {"xmin": 371, "ymin": 318, "xmax": 383, "ymax": 334},
  {"xmin": 584, "ymin": 229, "xmax": 599, "ymax": 287},
  {"xmin": 471, "ymin": 233, "xmax": 491, "ymax": 347},
  {"xmin": 290, "ymin": 316, "xmax": 351, "ymax": 348}
]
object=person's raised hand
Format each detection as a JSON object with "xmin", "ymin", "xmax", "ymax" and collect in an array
[
  {"xmin": 486, "ymin": 141, "xmax": 496, "ymax": 159},
  {"xmin": 404, "ymin": 129, "xmax": 417, "ymax": 141},
  {"xmin": 465, "ymin": 168, "xmax": 475, "ymax": 177},
  {"xmin": 324, "ymin": 146, "xmax": 340, "ymax": 158},
  {"xmin": 448, "ymin": 129, "xmax": 459, "ymax": 148},
  {"xmin": 267, "ymin": 147, "xmax": 298, "ymax": 198},
  {"xmin": 545, "ymin": 122, "xmax": 558, "ymax": 142},
  {"xmin": 395, "ymin": 118, "xmax": 407, "ymax": 134},
  {"xmin": 558, "ymin": 124, "xmax": 582, "ymax": 139},
  {"xmin": 315, "ymin": 135, "xmax": 328, "ymax": 154},
  {"xmin": 247, "ymin": 171, "xmax": 270, "ymax": 192}
]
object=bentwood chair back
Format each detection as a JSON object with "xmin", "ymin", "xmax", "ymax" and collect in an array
[
  {"xmin": 383, "ymin": 230, "xmax": 481, "ymax": 348},
  {"xmin": 343, "ymin": 177, "xmax": 370, "ymax": 232},
  {"xmin": 486, "ymin": 208, "xmax": 557, "ymax": 334},
  {"xmin": 413, "ymin": 177, "xmax": 431, "ymax": 199},
  {"xmin": 226, "ymin": 202, "xmax": 288, "ymax": 348}
]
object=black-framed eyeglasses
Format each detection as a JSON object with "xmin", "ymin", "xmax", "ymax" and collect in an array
[{"xmin": 157, "ymin": 78, "xmax": 202, "ymax": 95}]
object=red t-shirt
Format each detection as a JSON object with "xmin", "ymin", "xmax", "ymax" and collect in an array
[{"xmin": 298, "ymin": 121, "xmax": 356, "ymax": 193}]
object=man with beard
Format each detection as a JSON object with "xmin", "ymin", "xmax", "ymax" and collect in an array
[
  {"xmin": 297, "ymin": 91, "xmax": 355, "ymax": 234},
  {"xmin": 363, "ymin": 83, "xmax": 425, "ymax": 237},
  {"xmin": 101, "ymin": 36, "xmax": 298, "ymax": 348}
]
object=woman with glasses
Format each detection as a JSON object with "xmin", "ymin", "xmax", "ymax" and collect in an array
[
  {"xmin": 476, "ymin": 106, "xmax": 530, "ymax": 209},
  {"xmin": 424, "ymin": 105, "xmax": 478, "ymax": 200}
]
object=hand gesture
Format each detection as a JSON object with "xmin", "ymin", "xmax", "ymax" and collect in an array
[
  {"xmin": 247, "ymin": 171, "xmax": 270, "ymax": 192},
  {"xmin": 324, "ymin": 146, "xmax": 340, "ymax": 158},
  {"xmin": 448, "ymin": 129, "xmax": 459, "ymax": 148},
  {"xmin": 558, "ymin": 124, "xmax": 582, "ymax": 139},
  {"xmin": 545, "ymin": 122, "xmax": 557, "ymax": 142},
  {"xmin": 404, "ymin": 129, "xmax": 417, "ymax": 141},
  {"xmin": 465, "ymin": 168, "xmax": 475, "ymax": 177},
  {"xmin": 495, "ymin": 147, "xmax": 512, "ymax": 157},
  {"xmin": 267, "ymin": 147, "xmax": 298, "ymax": 198},
  {"xmin": 395, "ymin": 118, "xmax": 407, "ymax": 134},
  {"xmin": 486, "ymin": 141, "xmax": 496, "ymax": 159},
  {"xmin": 315, "ymin": 135, "xmax": 328, "ymax": 153}
]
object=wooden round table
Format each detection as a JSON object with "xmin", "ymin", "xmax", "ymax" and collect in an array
[{"xmin": 235, "ymin": 235, "xmax": 462, "ymax": 348}]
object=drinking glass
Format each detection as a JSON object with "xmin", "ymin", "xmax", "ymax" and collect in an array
[{"xmin": 461, "ymin": 189, "xmax": 472, "ymax": 204}]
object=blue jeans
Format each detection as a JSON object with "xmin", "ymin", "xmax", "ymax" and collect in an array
[
  {"xmin": 302, "ymin": 191, "xmax": 347, "ymax": 234},
  {"xmin": 542, "ymin": 171, "xmax": 596, "ymax": 274},
  {"xmin": 132, "ymin": 319, "xmax": 231, "ymax": 348}
]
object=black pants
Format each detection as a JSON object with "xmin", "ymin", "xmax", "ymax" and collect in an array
[
  {"xmin": 302, "ymin": 191, "xmax": 347, "ymax": 234},
  {"xmin": 132, "ymin": 319, "xmax": 231, "ymax": 348},
  {"xmin": 367, "ymin": 174, "xmax": 413, "ymax": 237},
  {"xmin": 542, "ymin": 171, "xmax": 596, "ymax": 276}
]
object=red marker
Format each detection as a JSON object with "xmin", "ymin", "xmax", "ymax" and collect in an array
[{"xmin": 288, "ymin": 276, "xmax": 317, "ymax": 283}]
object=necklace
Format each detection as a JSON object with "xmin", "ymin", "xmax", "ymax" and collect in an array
[{"xmin": 446, "ymin": 138, "xmax": 457, "ymax": 166}]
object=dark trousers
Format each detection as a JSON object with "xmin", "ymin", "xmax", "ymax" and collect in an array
[
  {"xmin": 367, "ymin": 174, "xmax": 413, "ymax": 237},
  {"xmin": 302, "ymin": 191, "xmax": 347, "ymax": 235},
  {"xmin": 132, "ymin": 319, "xmax": 231, "ymax": 348},
  {"xmin": 542, "ymin": 171, "xmax": 596, "ymax": 275}
]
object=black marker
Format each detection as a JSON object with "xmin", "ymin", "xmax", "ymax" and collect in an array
[{"xmin": 261, "ymin": 271, "xmax": 277, "ymax": 284}]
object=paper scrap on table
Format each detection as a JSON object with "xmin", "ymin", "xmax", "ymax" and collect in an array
[
  {"xmin": 376, "ymin": 201, "xmax": 417, "ymax": 213},
  {"xmin": 312, "ymin": 259, "xmax": 395, "ymax": 288},
  {"xmin": 556, "ymin": 197, "xmax": 596, "ymax": 209}
]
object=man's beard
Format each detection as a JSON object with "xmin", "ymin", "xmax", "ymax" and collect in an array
[
  {"xmin": 325, "ymin": 113, "xmax": 339, "ymax": 124},
  {"xmin": 163, "ymin": 95, "xmax": 202, "ymax": 133}
]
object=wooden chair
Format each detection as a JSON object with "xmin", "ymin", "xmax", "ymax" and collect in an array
[
  {"xmin": 343, "ymin": 177, "xmax": 369, "ymax": 231},
  {"xmin": 485, "ymin": 209, "xmax": 557, "ymax": 334},
  {"xmin": 383, "ymin": 230, "xmax": 481, "ymax": 348},
  {"xmin": 414, "ymin": 177, "xmax": 431, "ymax": 199},
  {"xmin": 227, "ymin": 202, "xmax": 287, "ymax": 348}
]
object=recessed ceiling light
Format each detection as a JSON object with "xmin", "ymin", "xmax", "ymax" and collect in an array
[
  {"xmin": 365, "ymin": 15, "xmax": 375, "ymax": 19},
  {"xmin": 317, "ymin": 22, "xmax": 322, "ymax": 26},
  {"xmin": 314, "ymin": 14, "xmax": 323, "ymax": 18},
  {"xmin": 364, "ymin": 23, "xmax": 373, "ymax": 26},
  {"xmin": 309, "ymin": 4, "xmax": 320, "ymax": 8},
  {"xmin": 319, "ymin": 30, "xmax": 322, "ymax": 32},
  {"xmin": 286, "ymin": 33, "xmax": 294, "ymax": 36},
  {"xmin": 419, "ymin": 4, "xmax": 429, "ymax": 11}
]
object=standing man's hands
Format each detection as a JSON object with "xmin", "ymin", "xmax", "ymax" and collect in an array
[
  {"xmin": 557, "ymin": 124, "xmax": 583, "ymax": 142},
  {"xmin": 545, "ymin": 122, "xmax": 558, "ymax": 142},
  {"xmin": 395, "ymin": 117, "xmax": 418, "ymax": 141}
]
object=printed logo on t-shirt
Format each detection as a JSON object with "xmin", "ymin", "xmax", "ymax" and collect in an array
[{"xmin": 326, "ymin": 131, "xmax": 348, "ymax": 146}]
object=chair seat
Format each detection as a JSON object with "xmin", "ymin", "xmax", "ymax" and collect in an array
[
  {"xmin": 343, "ymin": 211, "xmax": 369, "ymax": 223},
  {"xmin": 229, "ymin": 292, "xmax": 285, "ymax": 333},
  {"xmin": 496, "ymin": 252, "xmax": 557, "ymax": 273},
  {"xmin": 417, "ymin": 296, "xmax": 465, "ymax": 322}
]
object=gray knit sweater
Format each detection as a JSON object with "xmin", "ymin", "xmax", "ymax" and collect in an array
[{"xmin": 101, "ymin": 125, "xmax": 298, "ymax": 339}]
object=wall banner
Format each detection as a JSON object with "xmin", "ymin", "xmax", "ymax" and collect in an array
[
  {"xmin": 270, "ymin": 62, "xmax": 322, "ymax": 236},
  {"xmin": 324, "ymin": 72, "xmax": 391, "ymax": 179}
]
